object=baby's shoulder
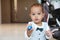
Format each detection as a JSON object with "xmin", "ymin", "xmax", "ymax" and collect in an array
[
  {"xmin": 42, "ymin": 22, "xmax": 48, "ymax": 28},
  {"xmin": 28, "ymin": 21, "xmax": 33, "ymax": 24},
  {"xmin": 42, "ymin": 22, "xmax": 48, "ymax": 25}
]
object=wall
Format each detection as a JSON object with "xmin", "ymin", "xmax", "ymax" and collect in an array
[
  {"xmin": 0, "ymin": 0, "xmax": 1, "ymax": 24},
  {"xmin": 1, "ymin": 0, "xmax": 11, "ymax": 23}
]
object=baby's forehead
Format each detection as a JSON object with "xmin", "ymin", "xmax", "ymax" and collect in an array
[
  {"xmin": 31, "ymin": 6, "xmax": 42, "ymax": 12},
  {"xmin": 31, "ymin": 6, "xmax": 42, "ymax": 9}
]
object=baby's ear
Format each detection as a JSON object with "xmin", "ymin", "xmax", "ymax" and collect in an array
[
  {"xmin": 42, "ymin": 13, "xmax": 45, "ymax": 19},
  {"xmin": 42, "ymin": 13, "xmax": 45, "ymax": 17},
  {"xmin": 29, "ymin": 13, "xmax": 31, "ymax": 17}
]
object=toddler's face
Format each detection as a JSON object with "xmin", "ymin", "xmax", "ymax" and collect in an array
[{"xmin": 30, "ymin": 6, "xmax": 45, "ymax": 24}]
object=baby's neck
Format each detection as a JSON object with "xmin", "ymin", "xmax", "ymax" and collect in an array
[{"xmin": 35, "ymin": 22, "xmax": 42, "ymax": 26}]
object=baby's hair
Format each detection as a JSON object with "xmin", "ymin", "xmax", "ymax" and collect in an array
[{"xmin": 30, "ymin": 3, "xmax": 44, "ymax": 13}]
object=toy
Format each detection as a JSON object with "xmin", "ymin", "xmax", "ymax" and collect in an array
[{"xmin": 27, "ymin": 25, "xmax": 32, "ymax": 30}]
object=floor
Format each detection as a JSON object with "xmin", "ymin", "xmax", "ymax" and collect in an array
[{"xmin": 0, "ymin": 23, "xmax": 56, "ymax": 40}]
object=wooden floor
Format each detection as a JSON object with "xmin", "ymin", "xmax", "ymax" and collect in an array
[{"xmin": 0, "ymin": 23, "xmax": 56, "ymax": 40}]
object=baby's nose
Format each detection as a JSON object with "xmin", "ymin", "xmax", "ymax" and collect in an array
[{"xmin": 35, "ymin": 15, "xmax": 38, "ymax": 17}]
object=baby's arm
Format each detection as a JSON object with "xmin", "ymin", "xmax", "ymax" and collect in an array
[
  {"xmin": 45, "ymin": 23, "xmax": 52, "ymax": 39},
  {"xmin": 25, "ymin": 22, "xmax": 33, "ymax": 40},
  {"xmin": 27, "ymin": 23, "xmax": 33, "ymax": 37}
]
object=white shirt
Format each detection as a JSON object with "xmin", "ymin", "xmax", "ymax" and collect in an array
[{"xmin": 25, "ymin": 22, "xmax": 50, "ymax": 40}]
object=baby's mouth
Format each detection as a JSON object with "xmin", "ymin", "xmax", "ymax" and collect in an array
[{"xmin": 35, "ymin": 19, "xmax": 39, "ymax": 21}]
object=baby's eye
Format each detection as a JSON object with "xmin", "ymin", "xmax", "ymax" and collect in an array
[
  {"xmin": 38, "ymin": 13, "xmax": 41, "ymax": 15},
  {"xmin": 32, "ymin": 13, "xmax": 35, "ymax": 15}
]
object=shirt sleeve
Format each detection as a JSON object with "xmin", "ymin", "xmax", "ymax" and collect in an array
[
  {"xmin": 25, "ymin": 30, "xmax": 31, "ymax": 40},
  {"xmin": 45, "ymin": 23, "xmax": 50, "ymax": 31}
]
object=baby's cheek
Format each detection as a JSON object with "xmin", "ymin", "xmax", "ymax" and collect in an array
[{"xmin": 39, "ymin": 17, "xmax": 43, "ymax": 21}]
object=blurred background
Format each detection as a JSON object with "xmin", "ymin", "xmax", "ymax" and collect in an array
[{"xmin": 0, "ymin": 0, "xmax": 60, "ymax": 40}]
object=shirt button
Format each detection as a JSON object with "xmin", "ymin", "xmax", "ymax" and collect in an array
[
  {"xmin": 39, "ymin": 33, "xmax": 40, "ymax": 35},
  {"xmin": 39, "ymin": 38, "xmax": 40, "ymax": 40}
]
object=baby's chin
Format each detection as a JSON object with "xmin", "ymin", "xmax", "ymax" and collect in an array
[{"xmin": 34, "ymin": 21, "xmax": 41, "ymax": 24}]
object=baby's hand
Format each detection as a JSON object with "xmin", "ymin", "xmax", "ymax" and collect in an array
[
  {"xmin": 27, "ymin": 29, "xmax": 33, "ymax": 37},
  {"xmin": 45, "ymin": 30, "xmax": 52, "ymax": 39},
  {"xmin": 45, "ymin": 31, "xmax": 50, "ymax": 37}
]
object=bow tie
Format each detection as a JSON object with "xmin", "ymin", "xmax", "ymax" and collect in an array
[{"xmin": 36, "ymin": 27, "xmax": 43, "ymax": 32}]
